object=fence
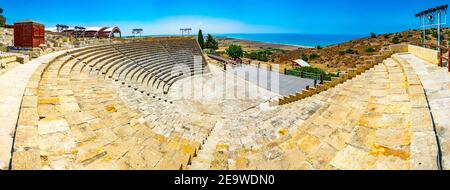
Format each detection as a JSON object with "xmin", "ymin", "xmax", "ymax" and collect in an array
[{"xmin": 285, "ymin": 69, "xmax": 328, "ymax": 82}]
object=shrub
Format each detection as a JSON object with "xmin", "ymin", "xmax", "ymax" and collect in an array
[
  {"xmin": 290, "ymin": 67, "xmax": 335, "ymax": 81},
  {"xmin": 383, "ymin": 33, "xmax": 391, "ymax": 38},
  {"xmin": 432, "ymin": 30, "xmax": 445, "ymax": 40},
  {"xmin": 339, "ymin": 48, "xmax": 358, "ymax": 55},
  {"xmin": 226, "ymin": 44, "xmax": 244, "ymax": 59},
  {"xmin": 316, "ymin": 45, "xmax": 322, "ymax": 49},
  {"xmin": 244, "ymin": 50, "xmax": 269, "ymax": 62},
  {"xmin": 268, "ymin": 48, "xmax": 288, "ymax": 53},
  {"xmin": 365, "ymin": 47, "xmax": 376, "ymax": 53},
  {"xmin": 309, "ymin": 53, "xmax": 320, "ymax": 60},
  {"xmin": 370, "ymin": 32, "xmax": 377, "ymax": 38},
  {"xmin": 391, "ymin": 36, "xmax": 400, "ymax": 44},
  {"xmin": 345, "ymin": 49, "xmax": 358, "ymax": 54},
  {"xmin": 243, "ymin": 48, "xmax": 288, "ymax": 62},
  {"xmin": 301, "ymin": 54, "xmax": 309, "ymax": 61}
]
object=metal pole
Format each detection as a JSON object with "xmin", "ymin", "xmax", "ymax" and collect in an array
[
  {"xmin": 438, "ymin": 12, "xmax": 442, "ymax": 52},
  {"xmin": 423, "ymin": 16, "xmax": 427, "ymax": 48}
]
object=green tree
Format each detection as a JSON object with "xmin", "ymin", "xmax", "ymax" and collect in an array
[
  {"xmin": 205, "ymin": 34, "xmax": 219, "ymax": 50},
  {"xmin": 309, "ymin": 53, "xmax": 320, "ymax": 60},
  {"xmin": 0, "ymin": 8, "xmax": 5, "ymax": 27},
  {"xmin": 226, "ymin": 44, "xmax": 244, "ymax": 59},
  {"xmin": 391, "ymin": 36, "xmax": 400, "ymax": 44},
  {"xmin": 0, "ymin": 16, "xmax": 5, "ymax": 27},
  {"xmin": 432, "ymin": 30, "xmax": 445, "ymax": 40},
  {"xmin": 370, "ymin": 32, "xmax": 377, "ymax": 38},
  {"xmin": 197, "ymin": 29, "xmax": 205, "ymax": 49},
  {"xmin": 301, "ymin": 54, "xmax": 309, "ymax": 61}
]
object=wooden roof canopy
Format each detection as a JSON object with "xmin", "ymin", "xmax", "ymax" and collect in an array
[{"xmin": 415, "ymin": 4, "xmax": 448, "ymax": 17}]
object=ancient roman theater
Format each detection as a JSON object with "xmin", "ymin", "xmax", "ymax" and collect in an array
[
  {"xmin": 0, "ymin": 36, "xmax": 447, "ymax": 170},
  {"xmin": 1, "ymin": 17, "xmax": 450, "ymax": 170}
]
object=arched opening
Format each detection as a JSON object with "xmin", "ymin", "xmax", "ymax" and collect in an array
[{"xmin": 109, "ymin": 27, "xmax": 121, "ymax": 38}]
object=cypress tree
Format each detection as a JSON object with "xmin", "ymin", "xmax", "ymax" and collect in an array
[
  {"xmin": 198, "ymin": 29, "xmax": 205, "ymax": 49},
  {"xmin": 205, "ymin": 34, "xmax": 219, "ymax": 50},
  {"xmin": 0, "ymin": 8, "xmax": 5, "ymax": 27}
]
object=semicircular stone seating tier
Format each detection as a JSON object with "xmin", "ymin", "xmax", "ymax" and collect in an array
[
  {"xmin": 11, "ymin": 45, "xmax": 211, "ymax": 170},
  {"xmin": 110, "ymin": 39, "xmax": 209, "ymax": 94},
  {"xmin": 10, "ymin": 41, "xmax": 439, "ymax": 170},
  {"xmin": 187, "ymin": 57, "xmax": 439, "ymax": 170}
]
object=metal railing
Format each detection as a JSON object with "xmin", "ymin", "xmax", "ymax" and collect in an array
[{"xmin": 438, "ymin": 48, "xmax": 450, "ymax": 72}]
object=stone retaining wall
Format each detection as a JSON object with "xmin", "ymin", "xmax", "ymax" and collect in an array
[
  {"xmin": 408, "ymin": 45, "xmax": 439, "ymax": 65},
  {"xmin": 389, "ymin": 43, "xmax": 439, "ymax": 65}
]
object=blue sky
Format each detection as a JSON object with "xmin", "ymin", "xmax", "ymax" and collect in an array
[{"xmin": 1, "ymin": 0, "xmax": 448, "ymax": 35}]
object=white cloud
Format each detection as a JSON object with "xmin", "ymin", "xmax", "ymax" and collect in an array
[
  {"xmin": 109, "ymin": 16, "xmax": 292, "ymax": 36},
  {"xmin": 42, "ymin": 16, "xmax": 293, "ymax": 36}
]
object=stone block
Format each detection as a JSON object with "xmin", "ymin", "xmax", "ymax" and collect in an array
[{"xmin": 11, "ymin": 150, "xmax": 41, "ymax": 170}]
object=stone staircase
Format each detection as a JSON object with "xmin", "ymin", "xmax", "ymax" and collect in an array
[
  {"xmin": 0, "ymin": 50, "xmax": 66, "ymax": 170},
  {"xmin": 187, "ymin": 54, "xmax": 440, "ymax": 170},
  {"xmin": 393, "ymin": 53, "xmax": 449, "ymax": 170}
]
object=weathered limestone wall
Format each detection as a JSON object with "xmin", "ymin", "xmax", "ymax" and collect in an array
[
  {"xmin": 0, "ymin": 54, "xmax": 16, "ymax": 64},
  {"xmin": 390, "ymin": 43, "xmax": 409, "ymax": 53},
  {"xmin": 388, "ymin": 44, "xmax": 439, "ymax": 65},
  {"xmin": 407, "ymin": 45, "xmax": 439, "ymax": 65}
]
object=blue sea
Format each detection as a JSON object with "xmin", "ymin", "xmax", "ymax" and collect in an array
[
  {"xmin": 214, "ymin": 33, "xmax": 367, "ymax": 48},
  {"xmin": 124, "ymin": 33, "xmax": 367, "ymax": 48}
]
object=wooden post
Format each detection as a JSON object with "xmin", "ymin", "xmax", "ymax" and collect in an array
[
  {"xmin": 440, "ymin": 50, "xmax": 443, "ymax": 67},
  {"xmin": 314, "ymin": 79, "xmax": 317, "ymax": 87},
  {"xmin": 301, "ymin": 72, "xmax": 304, "ymax": 78},
  {"xmin": 284, "ymin": 68, "xmax": 287, "ymax": 75},
  {"xmin": 306, "ymin": 85, "xmax": 310, "ymax": 90},
  {"xmin": 320, "ymin": 74, "xmax": 324, "ymax": 84},
  {"xmin": 448, "ymin": 50, "xmax": 450, "ymax": 72},
  {"xmin": 224, "ymin": 63, "xmax": 226, "ymax": 71},
  {"xmin": 269, "ymin": 65, "xmax": 272, "ymax": 71}
]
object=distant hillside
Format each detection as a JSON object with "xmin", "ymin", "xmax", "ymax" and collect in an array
[{"xmin": 271, "ymin": 28, "xmax": 449, "ymax": 73}]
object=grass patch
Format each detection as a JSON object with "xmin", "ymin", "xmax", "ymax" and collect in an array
[{"xmin": 287, "ymin": 67, "xmax": 339, "ymax": 81}]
